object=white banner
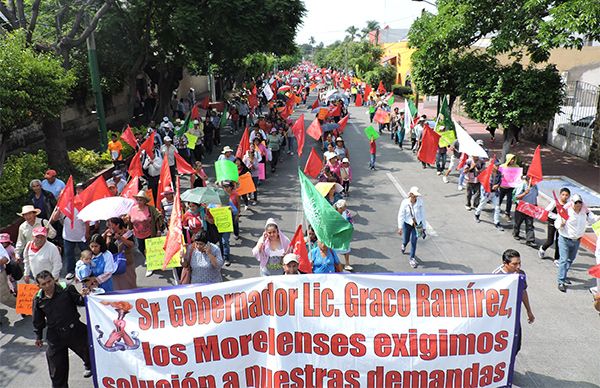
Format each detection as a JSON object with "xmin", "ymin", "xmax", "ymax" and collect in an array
[
  {"xmin": 263, "ymin": 84, "xmax": 274, "ymax": 101},
  {"xmin": 87, "ymin": 274, "xmax": 523, "ymax": 388}
]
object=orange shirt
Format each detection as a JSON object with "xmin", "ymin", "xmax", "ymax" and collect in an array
[{"xmin": 108, "ymin": 140, "xmax": 123, "ymax": 161}]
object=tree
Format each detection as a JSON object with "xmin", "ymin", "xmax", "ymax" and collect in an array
[
  {"xmin": 345, "ymin": 26, "xmax": 359, "ymax": 42},
  {"xmin": 0, "ymin": 32, "xmax": 76, "ymax": 174},
  {"xmin": 0, "ymin": 0, "xmax": 114, "ymax": 172},
  {"xmin": 361, "ymin": 20, "xmax": 380, "ymax": 43}
]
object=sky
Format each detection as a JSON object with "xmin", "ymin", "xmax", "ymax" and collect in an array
[{"xmin": 295, "ymin": 0, "xmax": 436, "ymax": 46}]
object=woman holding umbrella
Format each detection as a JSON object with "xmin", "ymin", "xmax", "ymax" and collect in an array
[
  {"xmin": 105, "ymin": 217, "xmax": 137, "ymax": 290},
  {"xmin": 127, "ymin": 191, "xmax": 163, "ymax": 277}
]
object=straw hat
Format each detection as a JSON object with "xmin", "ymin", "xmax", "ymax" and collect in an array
[
  {"xmin": 134, "ymin": 190, "xmax": 150, "ymax": 202},
  {"xmin": 18, "ymin": 205, "xmax": 41, "ymax": 217},
  {"xmin": 222, "ymin": 146, "xmax": 234, "ymax": 154},
  {"xmin": 315, "ymin": 182, "xmax": 344, "ymax": 197}
]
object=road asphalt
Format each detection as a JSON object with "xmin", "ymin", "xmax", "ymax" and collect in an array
[{"xmin": 1, "ymin": 100, "xmax": 599, "ymax": 388}]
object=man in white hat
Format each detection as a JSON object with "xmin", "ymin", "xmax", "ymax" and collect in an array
[
  {"xmin": 188, "ymin": 119, "xmax": 205, "ymax": 162},
  {"xmin": 15, "ymin": 205, "xmax": 57, "ymax": 264},
  {"xmin": 283, "ymin": 253, "xmax": 300, "ymax": 275},
  {"xmin": 159, "ymin": 116, "xmax": 174, "ymax": 137},
  {"xmin": 23, "ymin": 227, "xmax": 62, "ymax": 283},
  {"xmin": 555, "ymin": 194, "xmax": 599, "ymax": 292},
  {"xmin": 218, "ymin": 146, "xmax": 236, "ymax": 162},
  {"xmin": 397, "ymin": 187, "xmax": 428, "ymax": 269},
  {"xmin": 160, "ymin": 135, "xmax": 178, "ymax": 186}
]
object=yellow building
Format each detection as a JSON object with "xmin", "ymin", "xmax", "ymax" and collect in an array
[{"xmin": 374, "ymin": 29, "xmax": 415, "ymax": 86}]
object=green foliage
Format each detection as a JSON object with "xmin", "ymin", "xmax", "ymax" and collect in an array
[
  {"xmin": 0, "ymin": 151, "xmax": 48, "ymax": 205},
  {"xmin": 392, "ymin": 85, "xmax": 413, "ymax": 97},
  {"xmin": 462, "ymin": 60, "xmax": 564, "ymax": 128},
  {"xmin": 363, "ymin": 65, "xmax": 396, "ymax": 91},
  {"xmin": 241, "ymin": 53, "xmax": 277, "ymax": 79},
  {"xmin": 0, "ymin": 31, "xmax": 76, "ymax": 131},
  {"xmin": 68, "ymin": 148, "xmax": 113, "ymax": 178},
  {"xmin": 314, "ymin": 41, "xmax": 383, "ymax": 76}
]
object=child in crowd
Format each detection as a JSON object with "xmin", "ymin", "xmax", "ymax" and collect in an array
[
  {"xmin": 340, "ymin": 158, "xmax": 352, "ymax": 196},
  {"xmin": 369, "ymin": 138, "xmax": 377, "ymax": 170},
  {"xmin": 76, "ymin": 250, "xmax": 94, "ymax": 282}
]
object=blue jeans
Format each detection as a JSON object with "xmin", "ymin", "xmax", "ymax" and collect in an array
[
  {"xmin": 369, "ymin": 154, "xmax": 376, "ymax": 168},
  {"xmin": 63, "ymin": 240, "xmax": 88, "ymax": 274},
  {"xmin": 402, "ymin": 222, "xmax": 418, "ymax": 259},
  {"xmin": 557, "ymin": 235, "xmax": 580, "ymax": 284},
  {"xmin": 221, "ymin": 232, "xmax": 231, "ymax": 260},
  {"xmin": 287, "ymin": 136, "xmax": 295, "ymax": 153}
]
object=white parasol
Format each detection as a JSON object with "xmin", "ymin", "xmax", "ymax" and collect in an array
[{"xmin": 77, "ymin": 197, "xmax": 135, "ymax": 222}]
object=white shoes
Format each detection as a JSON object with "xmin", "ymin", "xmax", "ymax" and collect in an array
[{"xmin": 443, "ymin": 176, "xmax": 449, "ymax": 183}]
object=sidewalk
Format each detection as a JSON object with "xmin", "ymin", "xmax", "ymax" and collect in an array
[{"xmin": 419, "ymin": 102, "xmax": 599, "ymax": 252}]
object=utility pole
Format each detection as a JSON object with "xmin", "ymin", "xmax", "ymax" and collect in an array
[{"xmin": 86, "ymin": 16, "xmax": 107, "ymax": 151}]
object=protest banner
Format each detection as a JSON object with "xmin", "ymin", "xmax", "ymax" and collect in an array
[
  {"xmin": 185, "ymin": 133, "xmax": 198, "ymax": 150},
  {"xmin": 364, "ymin": 126, "xmax": 380, "ymax": 140},
  {"xmin": 236, "ymin": 173, "xmax": 256, "ymax": 196},
  {"xmin": 209, "ymin": 206, "xmax": 234, "ymax": 233},
  {"xmin": 438, "ymin": 130, "xmax": 456, "ymax": 148},
  {"xmin": 87, "ymin": 274, "xmax": 522, "ymax": 388},
  {"xmin": 16, "ymin": 283, "xmax": 40, "ymax": 315},
  {"xmin": 145, "ymin": 236, "xmax": 181, "ymax": 271},
  {"xmin": 516, "ymin": 201, "xmax": 549, "ymax": 222},
  {"xmin": 499, "ymin": 167, "xmax": 523, "ymax": 188}
]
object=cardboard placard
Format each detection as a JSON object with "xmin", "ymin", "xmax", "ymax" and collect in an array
[
  {"xmin": 258, "ymin": 163, "xmax": 266, "ymax": 180},
  {"xmin": 499, "ymin": 167, "xmax": 523, "ymax": 188},
  {"xmin": 185, "ymin": 133, "xmax": 198, "ymax": 150},
  {"xmin": 145, "ymin": 236, "xmax": 181, "ymax": 271},
  {"xmin": 237, "ymin": 172, "xmax": 257, "ymax": 196},
  {"xmin": 209, "ymin": 206, "xmax": 234, "ymax": 233},
  {"xmin": 16, "ymin": 283, "xmax": 40, "ymax": 315}
]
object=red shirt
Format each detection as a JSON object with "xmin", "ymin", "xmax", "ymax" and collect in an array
[
  {"xmin": 182, "ymin": 211, "xmax": 203, "ymax": 235},
  {"xmin": 369, "ymin": 140, "xmax": 376, "ymax": 155}
]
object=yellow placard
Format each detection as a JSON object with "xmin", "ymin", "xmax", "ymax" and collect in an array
[
  {"xmin": 592, "ymin": 220, "xmax": 600, "ymax": 236},
  {"xmin": 185, "ymin": 133, "xmax": 198, "ymax": 150},
  {"xmin": 209, "ymin": 206, "xmax": 234, "ymax": 233},
  {"xmin": 145, "ymin": 236, "xmax": 181, "ymax": 271},
  {"xmin": 16, "ymin": 283, "xmax": 40, "ymax": 315}
]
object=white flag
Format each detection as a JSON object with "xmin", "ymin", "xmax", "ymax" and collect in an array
[
  {"xmin": 454, "ymin": 120, "xmax": 488, "ymax": 158},
  {"xmin": 263, "ymin": 84, "xmax": 274, "ymax": 101}
]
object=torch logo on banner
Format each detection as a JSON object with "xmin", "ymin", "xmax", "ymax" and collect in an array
[{"xmin": 95, "ymin": 301, "xmax": 141, "ymax": 352}]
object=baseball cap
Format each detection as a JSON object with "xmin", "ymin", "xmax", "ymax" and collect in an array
[
  {"xmin": 32, "ymin": 226, "xmax": 48, "ymax": 237},
  {"xmin": 572, "ymin": 194, "xmax": 583, "ymax": 203},
  {"xmin": 44, "ymin": 169, "xmax": 57, "ymax": 178},
  {"xmin": 283, "ymin": 253, "xmax": 299, "ymax": 265}
]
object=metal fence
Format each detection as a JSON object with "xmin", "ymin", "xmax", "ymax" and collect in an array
[{"xmin": 555, "ymin": 81, "xmax": 598, "ymax": 127}]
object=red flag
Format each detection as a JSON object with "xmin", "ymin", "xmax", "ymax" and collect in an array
[
  {"xmin": 190, "ymin": 103, "xmax": 200, "ymax": 120},
  {"xmin": 56, "ymin": 175, "xmax": 75, "ymax": 227},
  {"xmin": 139, "ymin": 131, "xmax": 155, "ymax": 156},
  {"xmin": 311, "ymin": 99, "xmax": 320, "ymax": 110},
  {"xmin": 121, "ymin": 176, "xmax": 139, "ymax": 199},
  {"xmin": 477, "ymin": 158, "xmax": 496, "ymax": 193},
  {"xmin": 248, "ymin": 94, "xmax": 258, "ymax": 108},
  {"xmin": 355, "ymin": 93, "xmax": 363, "ymax": 107},
  {"xmin": 342, "ymin": 77, "xmax": 351, "ymax": 90},
  {"xmin": 235, "ymin": 127, "xmax": 251, "ymax": 159},
  {"xmin": 292, "ymin": 114, "xmax": 305, "ymax": 156},
  {"xmin": 456, "ymin": 153, "xmax": 468, "ymax": 171},
  {"xmin": 373, "ymin": 108, "xmax": 390, "ymax": 124},
  {"xmin": 377, "ymin": 81, "xmax": 386, "ymax": 94},
  {"xmin": 306, "ymin": 118, "xmax": 322, "ymax": 141},
  {"xmin": 417, "ymin": 126, "xmax": 441, "ymax": 165},
  {"xmin": 156, "ymin": 153, "xmax": 172, "ymax": 211},
  {"xmin": 552, "ymin": 191, "xmax": 569, "ymax": 221},
  {"xmin": 327, "ymin": 105, "xmax": 341, "ymax": 117},
  {"xmin": 303, "ymin": 148, "xmax": 323, "ymax": 178},
  {"xmin": 74, "ymin": 176, "xmax": 111, "ymax": 211},
  {"xmin": 199, "ymin": 95, "xmax": 210, "ymax": 110},
  {"xmin": 128, "ymin": 149, "xmax": 144, "ymax": 178},
  {"xmin": 516, "ymin": 201, "xmax": 549, "ymax": 222},
  {"xmin": 527, "ymin": 145, "xmax": 543, "ymax": 186},
  {"xmin": 120, "ymin": 125, "xmax": 138, "ymax": 149},
  {"xmin": 252, "ymin": 85, "xmax": 258, "ymax": 95},
  {"xmin": 364, "ymin": 84, "xmax": 372, "ymax": 97},
  {"xmin": 163, "ymin": 177, "xmax": 183, "ymax": 270},
  {"xmin": 338, "ymin": 115, "xmax": 349, "ymax": 133},
  {"xmin": 289, "ymin": 224, "xmax": 311, "ymax": 273},
  {"xmin": 174, "ymin": 152, "xmax": 194, "ymax": 175}
]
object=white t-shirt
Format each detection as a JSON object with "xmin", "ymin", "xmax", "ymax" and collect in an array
[{"xmin": 62, "ymin": 210, "xmax": 86, "ymax": 242}]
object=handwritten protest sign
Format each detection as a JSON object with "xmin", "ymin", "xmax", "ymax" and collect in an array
[
  {"xmin": 237, "ymin": 173, "xmax": 256, "ymax": 196},
  {"xmin": 209, "ymin": 206, "xmax": 234, "ymax": 233},
  {"xmin": 16, "ymin": 283, "xmax": 40, "ymax": 315},
  {"xmin": 185, "ymin": 133, "xmax": 198, "ymax": 150},
  {"xmin": 145, "ymin": 236, "xmax": 181, "ymax": 271},
  {"xmin": 499, "ymin": 167, "xmax": 522, "ymax": 188}
]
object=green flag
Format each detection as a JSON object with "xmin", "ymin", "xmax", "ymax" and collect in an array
[
  {"xmin": 438, "ymin": 95, "xmax": 455, "ymax": 131},
  {"xmin": 364, "ymin": 125, "xmax": 380, "ymax": 140},
  {"xmin": 388, "ymin": 96, "xmax": 395, "ymax": 105},
  {"xmin": 219, "ymin": 108, "xmax": 228, "ymax": 128},
  {"xmin": 175, "ymin": 112, "xmax": 191, "ymax": 137},
  {"xmin": 215, "ymin": 159, "xmax": 239, "ymax": 182},
  {"xmin": 404, "ymin": 98, "xmax": 418, "ymax": 133},
  {"xmin": 298, "ymin": 169, "xmax": 353, "ymax": 251},
  {"xmin": 435, "ymin": 96, "xmax": 456, "ymax": 146}
]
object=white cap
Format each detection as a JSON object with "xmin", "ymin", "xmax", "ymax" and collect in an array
[
  {"xmin": 408, "ymin": 186, "xmax": 421, "ymax": 197},
  {"xmin": 572, "ymin": 194, "xmax": 583, "ymax": 203},
  {"xmin": 164, "ymin": 136, "xmax": 172, "ymax": 142},
  {"xmin": 193, "ymin": 119, "xmax": 199, "ymax": 124},
  {"xmin": 283, "ymin": 253, "xmax": 299, "ymax": 265},
  {"xmin": 162, "ymin": 116, "xmax": 169, "ymax": 122},
  {"xmin": 342, "ymin": 157, "xmax": 349, "ymax": 163}
]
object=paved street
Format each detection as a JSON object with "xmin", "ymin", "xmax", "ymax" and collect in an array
[{"xmin": 1, "ymin": 101, "xmax": 599, "ymax": 387}]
